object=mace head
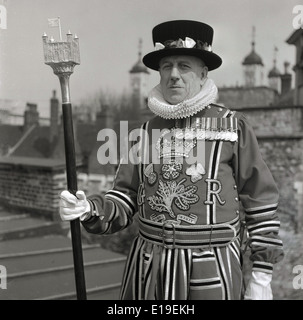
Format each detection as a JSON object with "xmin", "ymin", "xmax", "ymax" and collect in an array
[{"xmin": 42, "ymin": 32, "xmax": 80, "ymax": 76}]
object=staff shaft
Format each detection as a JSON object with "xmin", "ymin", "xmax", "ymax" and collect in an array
[
  {"xmin": 42, "ymin": 29, "xmax": 84, "ymax": 299},
  {"xmin": 62, "ymin": 102, "xmax": 87, "ymax": 300}
]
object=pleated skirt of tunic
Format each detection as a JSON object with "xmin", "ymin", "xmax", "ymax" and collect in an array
[{"xmin": 119, "ymin": 236, "xmax": 243, "ymax": 300}]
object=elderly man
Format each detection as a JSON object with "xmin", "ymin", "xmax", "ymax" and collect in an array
[{"xmin": 59, "ymin": 20, "xmax": 284, "ymax": 300}]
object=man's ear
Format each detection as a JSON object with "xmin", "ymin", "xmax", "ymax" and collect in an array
[
  {"xmin": 200, "ymin": 67, "xmax": 208, "ymax": 86},
  {"xmin": 201, "ymin": 66, "xmax": 208, "ymax": 79}
]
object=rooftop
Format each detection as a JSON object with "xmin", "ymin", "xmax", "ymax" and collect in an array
[
  {"xmin": 129, "ymin": 59, "xmax": 149, "ymax": 74},
  {"xmin": 0, "ymin": 156, "xmax": 66, "ymax": 170},
  {"xmin": 268, "ymin": 66, "xmax": 281, "ymax": 78},
  {"xmin": 242, "ymin": 43, "xmax": 264, "ymax": 66}
]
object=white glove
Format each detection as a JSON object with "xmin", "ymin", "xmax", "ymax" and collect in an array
[
  {"xmin": 59, "ymin": 190, "xmax": 91, "ymax": 222},
  {"xmin": 244, "ymin": 271, "xmax": 273, "ymax": 300}
]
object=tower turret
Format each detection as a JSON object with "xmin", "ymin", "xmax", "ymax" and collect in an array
[
  {"xmin": 268, "ymin": 46, "xmax": 281, "ymax": 92},
  {"xmin": 129, "ymin": 39, "xmax": 150, "ymax": 111},
  {"xmin": 242, "ymin": 26, "xmax": 264, "ymax": 87}
]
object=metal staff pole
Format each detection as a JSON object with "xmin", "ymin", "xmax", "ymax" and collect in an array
[{"xmin": 42, "ymin": 31, "xmax": 87, "ymax": 300}]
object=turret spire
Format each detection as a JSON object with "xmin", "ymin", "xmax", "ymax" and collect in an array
[
  {"xmin": 251, "ymin": 25, "xmax": 256, "ymax": 50},
  {"xmin": 138, "ymin": 38, "xmax": 142, "ymax": 60}
]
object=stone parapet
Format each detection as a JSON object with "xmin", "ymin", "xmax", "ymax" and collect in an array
[
  {"xmin": 0, "ymin": 157, "xmax": 67, "ymax": 219},
  {"xmin": 237, "ymin": 105, "xmax": 303, "ymax": 137}
]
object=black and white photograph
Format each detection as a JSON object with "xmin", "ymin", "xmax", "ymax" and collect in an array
[{"xmin": 0, "ymin": 0, "xmax": 302, "ymax": 304}]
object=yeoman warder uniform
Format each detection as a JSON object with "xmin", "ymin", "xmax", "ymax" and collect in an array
[{"xmin": 80, "ymin": 20, "xmax": 284, "ymax": 300}]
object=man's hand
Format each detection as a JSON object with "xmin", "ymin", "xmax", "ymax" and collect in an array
[
  {"xmin": 59, "ymin": 190, "xmax": 91, "ymax": 221},
  {"xmin": 244, "ymin": 271, "xmax": 273, "ymax": 300}
]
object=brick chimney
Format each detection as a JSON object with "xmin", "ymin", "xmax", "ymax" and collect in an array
[
  {"xmin": 89, "ymin": 104, "xmax": 116, "ymax": 176},
  {"xmin": 96, "ymin": 103, "xmax": 114, "ymax": 130},
  {"xmin": 280, "ymin": 62, "xmax": 292, "ymax": 96},
  {"xmin": 50, "ymin": 90, "xmax": 59, "ymax": 143},
  {"xmin": 23, "ymin": 103, "xmax": 39, "ymax": 132}
]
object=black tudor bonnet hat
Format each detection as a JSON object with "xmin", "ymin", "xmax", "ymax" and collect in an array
[{"xmin": 142, "ymin": 20, "xmax": 222, "ymax": 71}]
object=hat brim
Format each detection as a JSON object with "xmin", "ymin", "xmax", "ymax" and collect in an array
[{"xmin": 143, "ymin": 48, "xmax": 222, "ymax": 71}]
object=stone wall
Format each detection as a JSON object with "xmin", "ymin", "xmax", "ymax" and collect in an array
[
  {"xmin": 218, "ymin": 86, "xmax": 278, "ymax": 108},
  {"xmin": 236, "ymin": 105, "xmax": 303, "ymax": 229},
  {"xmin": 238, "ymin": 105, "xmax": 303, "ymax": 136},
  {"xmin": 258, "ymin": 138, "xmax": 303, "ymax": 227},
  {"xmin": 238, "ymin": 105, "xmax": 303, "ymax": 299},
  {"xmin": 0, "ymin": 157, "xmax": 67, "ymax": 219}
]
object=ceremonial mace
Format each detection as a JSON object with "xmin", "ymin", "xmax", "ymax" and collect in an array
[{"xmin": 42, "ymin": 31, "xmax": 87, "ymax": 300}]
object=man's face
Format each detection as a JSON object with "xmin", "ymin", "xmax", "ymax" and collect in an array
[{"xmin": 159, "ymin": 55, "xmax": 208, "ymax": 104}]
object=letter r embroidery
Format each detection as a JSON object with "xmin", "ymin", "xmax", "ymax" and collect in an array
[{"xmin": 204, "ymin": 178, "xmax": 226, "ymax": 205}]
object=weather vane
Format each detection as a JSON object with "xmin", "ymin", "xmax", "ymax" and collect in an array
[{"xmin": 42, "ymin": 19, "xmax": 86, "ymax": 300}]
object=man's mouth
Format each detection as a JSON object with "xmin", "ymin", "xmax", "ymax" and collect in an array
[{"xmin": 169, "ymin": 85, "xmax": 183, "ymax": 89}]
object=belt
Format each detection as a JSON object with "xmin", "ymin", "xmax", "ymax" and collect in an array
[{"xmin": 139, "ymin": 215, "xmax": 240, "ymax": 249}]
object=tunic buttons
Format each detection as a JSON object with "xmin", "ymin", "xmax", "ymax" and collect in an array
[
  {"xmin": 235, "ymin": 197, "xmax": 239, "ymax": 202},
  {"xmin": 233, "ymin": 185, "xmax": 237, "ymax": 190}
]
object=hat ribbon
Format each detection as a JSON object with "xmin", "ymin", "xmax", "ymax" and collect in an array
[{"xmin": 154, "ymin": 37, "xmax": 212, "ymax": 52}]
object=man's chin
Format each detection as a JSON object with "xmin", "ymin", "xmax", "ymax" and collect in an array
[{"xmin": 165, "ymin": 95, "xmax": 185, "ymax": 105}]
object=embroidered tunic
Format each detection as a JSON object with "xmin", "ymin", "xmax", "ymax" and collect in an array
[{"xmin": 82, "ymin": 104, "xmax": 284, "ymax": 300}]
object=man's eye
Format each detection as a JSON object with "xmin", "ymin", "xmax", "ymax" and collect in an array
[
  {"xmin": 161, "ymin": 65, "xmax": 171, "ymax": 70},
  {"xmin": 181, "ymin": 64, "xmax": 190, "ymax": 69}
]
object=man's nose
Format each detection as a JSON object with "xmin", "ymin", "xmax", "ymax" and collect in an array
[{"xmin": 170, "ymin": 66, "xmax": 180, "ymax": 81}]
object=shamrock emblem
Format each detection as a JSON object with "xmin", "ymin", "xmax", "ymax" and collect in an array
[{"xmin": 186, "ymin": 163, "xmax": 206, "ymax": 183}]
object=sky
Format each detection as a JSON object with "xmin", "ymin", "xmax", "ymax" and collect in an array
[{"xmin": 0, "ymin": 0, "xmax": 301, "ymax": 117}]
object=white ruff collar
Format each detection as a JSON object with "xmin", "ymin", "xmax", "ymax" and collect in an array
[{"xmin": 147, "ymin": 78, "xmax": 218, "ymax": 119}]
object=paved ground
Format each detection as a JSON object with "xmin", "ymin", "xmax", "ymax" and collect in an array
[{"xmin": 0, "ymin": 206, "xmax": 126, "ymax": 300}]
